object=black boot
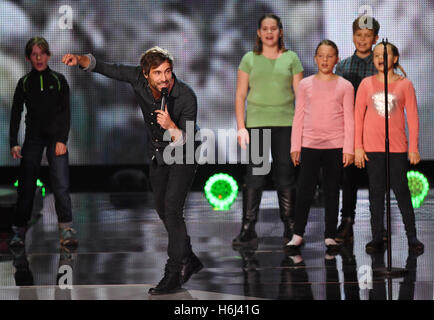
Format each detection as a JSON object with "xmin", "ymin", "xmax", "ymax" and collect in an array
[
  {"xmin": 403, "ymin": 212, "xmax": 423, "ymax": 254},
  {"xmin": 277, "ymin": 189, "xmax": 295, "ymax": 244},
  {"xmin": 335, "ymin": 217, "xmax": 354, "ymax": 243},
  {"xmin": 148, "ymin": 266, "xmax": 182, "ymax": 295},
  {"xmin": 232, "ymin": 188, "xmax": 262, "ymax": 248}
]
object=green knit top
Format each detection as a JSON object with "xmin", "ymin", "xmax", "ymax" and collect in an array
[{"xmin": 239, "ymin": 50, "xmax": 304, "ymax": 127}]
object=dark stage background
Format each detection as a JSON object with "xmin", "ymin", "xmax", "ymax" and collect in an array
[{"xmin": 0, "ymin": 0, "xmax": 433, "ymax": 189}]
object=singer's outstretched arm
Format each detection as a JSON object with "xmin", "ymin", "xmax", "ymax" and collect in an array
[{"xmin": 62, "ymin": 53, "xmax": 138, "ymax": 83}]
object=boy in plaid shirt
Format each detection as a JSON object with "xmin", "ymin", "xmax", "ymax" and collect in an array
[{"xmin": 334, "ymin": 16, "xmax": 380, "ymax": 243}]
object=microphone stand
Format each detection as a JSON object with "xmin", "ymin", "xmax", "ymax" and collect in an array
[{"xmin": 373, "ymin": 39, "xmax": 407, "ymax": 292}]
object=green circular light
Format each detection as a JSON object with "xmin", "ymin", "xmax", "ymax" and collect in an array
[
  {"xmin": 407, "ymin": 171, "xmax": 429, "ymax": 208},
  {"xmin": 204, "ymin": 173, "xmax": 238, "ymax": 210}
]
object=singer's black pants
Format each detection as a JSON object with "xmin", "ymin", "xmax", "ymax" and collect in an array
[
  {"xmin": 365, "ymin": 152, "xmax": 417, "ymax": 241},
  {"xmin": 149, "ymin": 160, "xmax": 197, "ymax": 273}
]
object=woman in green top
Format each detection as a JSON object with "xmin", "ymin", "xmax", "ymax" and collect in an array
[{"xmin": 233, "ymin": 14, "xmax": 304, "ymax": 247}]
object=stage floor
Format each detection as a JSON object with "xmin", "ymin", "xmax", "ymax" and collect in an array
[{"xmin": 0, "ymin": 189, "xmax": 432, "ymax": 300}]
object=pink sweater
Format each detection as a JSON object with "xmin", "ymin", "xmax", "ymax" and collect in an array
[
  {"xmin": 291, "ymin": 75, "xmax": 355, "ymax": 154},
  {"xmin": 355, "ymin": 76, "xmax": 419, "ymax": 153}
]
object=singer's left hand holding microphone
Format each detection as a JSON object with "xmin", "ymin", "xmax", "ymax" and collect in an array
[{"xmin": 155, "ymin": 108, "xmax": 176, "ymax": 130}]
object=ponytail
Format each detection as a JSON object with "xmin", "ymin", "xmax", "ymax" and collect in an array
[{"xmin": 396, "ymin": 64, "xmax": 407, "ymax": 78}]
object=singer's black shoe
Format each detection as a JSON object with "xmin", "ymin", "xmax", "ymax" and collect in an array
[
  {"xmin": 181, "ymin": 254, "xmax": 203, "ymax": 284},
  {"xmin": 148, "ymin": 269, "xmax": 182, "ymax": 295}
]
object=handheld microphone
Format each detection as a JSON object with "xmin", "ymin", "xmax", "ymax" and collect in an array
[{"xmin": 160, "ymin": 88, "xmax": 168, "ymax": 111}]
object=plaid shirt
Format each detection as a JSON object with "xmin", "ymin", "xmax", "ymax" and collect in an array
[{"xmin": 335, "ymin": 51, "xmax": 377, "ymax": 95}]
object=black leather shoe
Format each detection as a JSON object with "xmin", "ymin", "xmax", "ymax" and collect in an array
[
  {"xmin": 181, "ymin": 254, "xmax": 203, "ymax": 284},
  {"xmin": 148, "ymin": 270, "xmax": 182, "ymax": 295},
  {"xmin": 365, "ymin": 240, "xmax": 385, "ymax": 254}
]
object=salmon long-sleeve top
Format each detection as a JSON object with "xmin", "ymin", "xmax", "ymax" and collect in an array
[{"xmin": 354, "ymin": 75, "xmax": 419, "ymax": 153}]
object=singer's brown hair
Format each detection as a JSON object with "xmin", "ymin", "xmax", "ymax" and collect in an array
[{"xmin": 140, "ymin": 46, "xmax": 173, "ymax": 75}]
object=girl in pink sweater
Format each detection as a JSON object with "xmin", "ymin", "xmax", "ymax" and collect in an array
[
  {"xmin": 286, "ymin": 40, "xmax": 354, "ymax": 254},
  {"xmin": 354, "ymin": 42, "xmax": 424, "ymax": 254}
]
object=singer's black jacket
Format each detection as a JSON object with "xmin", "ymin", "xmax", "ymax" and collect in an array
[{"xmin": 84, "ymin": 54, "xmax": 199, "ymax": 165}]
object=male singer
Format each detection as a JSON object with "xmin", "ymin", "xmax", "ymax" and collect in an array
[{"xmin": 62, "ymin": 47, "xmax": 202, "ymax": 295}]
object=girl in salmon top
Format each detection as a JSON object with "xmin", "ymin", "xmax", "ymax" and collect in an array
[
  {"xmin": 354, "ymin": 42, "xmax": 424, "ymax": 254},
  {"xmin": 286, "ymin": 40, "xmax": 355, "ymax": 254}
]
